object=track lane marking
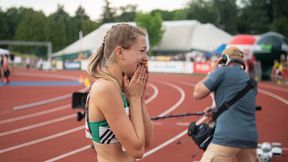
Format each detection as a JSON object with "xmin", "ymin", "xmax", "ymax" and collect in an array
[
  {"xmin": 143, "ymin": 130, "xmax": 187, "ymax": 158},
  {"xmin": 15, "ymin": 72, "xmax": 79, "ymax": 81},
  {"xmin": 258, "ymin": 89, "xmax": 288, "ymax": 105},
  {"xmin": 0, "ymin": 114, "xmax": 75, "ymax": 137},
  {"xmin": 45, "ymin": 145, "xmax": 92, "ymax": 162},
  {"xmin": 258, "ymin": 84, "xmax": 288, "ymax": 93},
  {"xmin": 157, "ymin": 82, "xmax": 185, "ymax": 117},
  {"xmin": 0, "ymin": 105, "xmax": 70, "ymax": 125},
  {"xmin": 12, "ymin": 72, "xmax": 85, "ymax": 111},
  {"xmin": 13, "ymin": 94, "xmax": 71, "ymax": 111},
  {"xmin": 0, "ymin": 126, "xmax": 84, "ymax": 154},
  {"xmin": 13, "ymin": 88, "xmax": 86, "ymax": 111}
]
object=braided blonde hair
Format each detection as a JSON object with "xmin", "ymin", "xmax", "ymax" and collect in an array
[{"xmin": 87, "ymin": 23, "xmax": 146, "ymax": 87}]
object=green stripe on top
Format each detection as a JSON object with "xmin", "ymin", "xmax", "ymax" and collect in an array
[
  {"xmin": 88, "ymin": 91, "xmax": 129, "ymax": 144},
  {"xmin": 121, "ymin": 92, "xmax": 129, "ymax": 108},
  {"xmin": 89, "ymin": 120, "xmax": 109, "ymax": 143}
]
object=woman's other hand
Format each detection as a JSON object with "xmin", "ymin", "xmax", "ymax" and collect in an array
[{"xmin": 123, "ymin": 64, "xmax": 148, "ymax": 101}]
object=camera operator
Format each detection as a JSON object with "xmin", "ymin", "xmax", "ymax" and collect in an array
[{"xmin": 193, "ymin": 46, "xmax": 258, "ymax": 162}]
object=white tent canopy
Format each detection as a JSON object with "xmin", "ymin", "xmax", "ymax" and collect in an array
[
  {"xmin": 52, "ymin": 20, "xmax": 231, "ymax": 58},
  {"xmin": 52, "ymin": 22, "xmax": 130, "ymax": 57},
  {"xmin": 155, "ymin": 20, "xmax": 231, "ymax": 52},
  {"xmin": 0, "ymin": 48, "xmax": 10, "ymax": 55}
]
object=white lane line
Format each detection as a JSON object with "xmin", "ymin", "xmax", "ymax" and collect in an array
[
  {"xmin": 258, "ymin": 89, "xmax": 288, "ymax": 105},
  {"xmin": 0, "ymin": 114, "xmax": 75, "ymax": 137},
  {"xmin": 0, "ymin": 126, "xmax": 85, "ymax": 154},
  {"xmin": 13, "ymin": 87, "xmax": 87, "ymax": 111},
  {"xmin": 176, "ymin": 122, "xmax": 190, "ymax": 126},
  {"xmin": 13, "ymin": 94, "xmax": 71, "ymax": 111},
  {"xmin": 157, "ymin": 82, "xmax": 185, "ymax": 117},
  {"xmin": 12, "ymin": 72, "xmax": 85, "ymax": 111},
  {"xmin": 45, "ymin": 145, "xmax": 92, "ymax": 162},
  {"xmin": 145, "ymin": 83, "xmax": 159, "ymax": 104},
  {"xmin": 143, "ymin": 130, "xmax": 187, "ymax": 157},
  {"xmin": 0, "ymin": 105, "xmax": 70, "ymax": 125},
  {"xmin": 151, "ymin": 122, "xmax": 189, "ymax": 127},
  {"xmin": 259, "ymin": 84, "xmax": 288, "ymax": 93},
  {"xmin": 15, "ymin": 72, "xmax": 79, "ymax": 81}
]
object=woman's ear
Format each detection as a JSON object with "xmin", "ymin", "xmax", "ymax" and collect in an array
[{"xmin": 115, "ymin": 46, "xmax": 124, "ymax": 60}]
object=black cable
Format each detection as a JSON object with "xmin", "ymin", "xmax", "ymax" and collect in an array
[
  {"xmin": 150, "ymin": 112, "xmax": 205, "ymax": 121},
  {"xmin": 149, "ymin": 106, "xmax": 261, "ymax": 121}
]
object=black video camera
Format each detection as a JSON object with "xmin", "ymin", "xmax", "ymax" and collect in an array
[
  {"xmin": 72, "ymin": 92, "xmax": 88, "ymax": 109},
  {"xmin": 72, "ymin": 92, "xmax": 88, "ymax": 121}
]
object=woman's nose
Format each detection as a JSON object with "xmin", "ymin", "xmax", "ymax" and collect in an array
[{"xmin": 143, "ymin": 53, "xmax": 148, "ymax": 61}]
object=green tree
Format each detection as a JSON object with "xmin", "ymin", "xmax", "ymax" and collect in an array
[
  {"xmin": 185, "ymin": 0, "xmax": 216, "ymax": 24},
  {"xmin": 75, "ymin": 5, "xmax": 97, "ymax": 35},
  {"xmin": 0, "ymin": 7, "xmax": 32, "ymax": 40},
  {"xmin": 70, "ymin": 6, "xmax": 99, "ymax": 43},
  {"xmin": 44, "ymin": 5, "xmax": 70, "ymax": 52},
  {"xmin": 270, "ymin": 16, "xmax": 288, "ymax": 38},
  {"xmin": 13, "ymin": 9, "xmax": 47, "ymax": 57},
  {"xmin": 238, "ymin": 0, "xmax": 271, "ymax": 34},
  {"xmin": 101, "ymin": 0, "xmax": 116, "ymax": 23},
  {"xmin": 269, "ymin": 0, "xmax": 288, "ymax": 38},
  {"xmin": 135, "ymin": 12, "xmax": 164, "ymax": 51},
  {"xmin": 172, "ymin": 9, "xmax": 187, "ymax": 20},
  {"xmin": 114, "ymin": 5, "xmax": 137, "ymax": 22},
  {"xmin": 151, "ymin": 9, "xmax": 174, "ymax": 21},
  {"xmin": 0, "ymin": 8, "xmax": 9, "ymax": 40},
  {"xmin": 212, "ymin": 0, "xmax": 238, "ymax": 34}
]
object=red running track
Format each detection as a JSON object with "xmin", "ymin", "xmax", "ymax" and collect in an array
[{"xmin": 0, "ymin": 69, "xmax": 287, "ymax": 162}]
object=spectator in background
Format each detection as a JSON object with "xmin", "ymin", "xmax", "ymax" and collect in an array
[
  {"xmin": 2, "ymin": 55, "xmax": 10, "ymax": 84},
  {"xmin": 280, "ymin": 54, "xmax": 288, "ymax": 85},
  {"xmin": 273, "ymin": 54, "xmax": 288, "ymax": 85},
  {"xmin": 25, "ymin": 58, "xmax": 31, "ymax": 69},
  {"xmin": 37, "ymin": 58, "xmax": 43, "ymax": 70},
  {"xmin": 271, "ymin": 59, "xmax": 281, "ymax": 82},
  {"xmin": 0, "ymin": 55, "xmax": 3, "ymax": 79}
]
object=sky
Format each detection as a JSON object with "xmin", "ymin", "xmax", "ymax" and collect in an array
[{"xmin": 0, "ymin": 0, "xmax": 190, "ymax": 20}]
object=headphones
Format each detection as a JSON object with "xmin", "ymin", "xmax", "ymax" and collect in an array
[{"xmin": 219, "ymin": 54, "xmax": 246, "ymax": 70}]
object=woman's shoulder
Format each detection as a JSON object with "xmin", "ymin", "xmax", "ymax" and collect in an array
[{"xmin": 90, "ymin": 79, "xmax": 119, "ymax": 97}]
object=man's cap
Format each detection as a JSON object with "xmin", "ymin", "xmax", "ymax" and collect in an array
[{"xmin": 222, "ymin": 46, "xmax": 244, "ymax": 60}]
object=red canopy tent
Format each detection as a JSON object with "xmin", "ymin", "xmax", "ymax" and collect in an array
[
  {"xmin": 227, "ymin": 34, "xmax": 257, "ymax": 60},
  {"xmin": 229, "ymin": 34, "xmax": 256, "ymax": 45}
]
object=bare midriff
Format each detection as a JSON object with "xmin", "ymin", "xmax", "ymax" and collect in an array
[{"xmin": 93, "ymin": 141, "xmax": 135, "ymax": 162}]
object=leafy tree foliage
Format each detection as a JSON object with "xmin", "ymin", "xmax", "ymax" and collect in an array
[
  {"xmin": 13, "ymin": 9, "xmax": 46, "ymax": 56},
  {"xmin": 44, "ymin": 5, "xmax": 70, "ymax": 52},
  {"xmin": 114, "ymin": 5, "xmax": 137, "ymax": 22},
  {"xmin": 185, "ymin": 0, "xmax": 216, "ymax": 24},
  {"xmin": 135, "ymin": 12, "xmax": 164, "ymax": 50},
  {"xmin": 101, "ymin": 0, "xmax": 116, "ymax": 23}
]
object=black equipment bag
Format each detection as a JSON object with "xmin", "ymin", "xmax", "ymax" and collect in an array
[
  {"xmin": 188, "ymin": 121, "xmax": 215, "ymax": 150},
  {"xmin": 188, "ymin": 76, "xmax": 257, "ymax": 150}
]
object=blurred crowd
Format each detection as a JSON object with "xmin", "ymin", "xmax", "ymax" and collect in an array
[{"xmin": 271, "ymin": 54, "xmax": 288, "ymax": 85}]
